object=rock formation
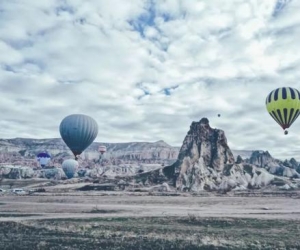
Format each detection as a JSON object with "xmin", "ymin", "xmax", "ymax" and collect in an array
[
  {"xmin": 0, "ymin": 138, "xmax": 179, "ymax": 167},
  {"xmin": 249, "ymin": 151, "xmax": 278, "ymax": 168},
  {"xmin": 0, "ymin": 165, "xmax": 67, "ymax": 180},
  {"xmin": 235, "ymin": 155, "xmax": 243, "ymax": 164},
  {"xmin": 248, "ymin": 151, "xmax": 300, "ymax": 178},
  {"xmin": 173, "ymin": 118, "xmax": 234, "ymax": 191},
  {"xmin": 0, "ymin": 166, "xmax": 34, "ymax": 179},
  {"xmin": 143, "ymin": 118, "xmax": 300, "ymax": 192}
]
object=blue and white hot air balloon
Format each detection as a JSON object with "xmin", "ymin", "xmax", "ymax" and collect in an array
[
  {"xmin": 59, "ymin": 114, "xmax": 98, "ymax": 160},
  {"xmin": 37, "ymin": 152, "xmax": 51, "ymax": 168},
  {"xmin": 62, "ymin": 159, "xmax": 79, "ymax": 179}
]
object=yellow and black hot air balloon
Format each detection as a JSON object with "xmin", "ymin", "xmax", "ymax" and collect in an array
[{"xmin": 266, "ymin": 87, "xmax": 300, "ymax": 135}]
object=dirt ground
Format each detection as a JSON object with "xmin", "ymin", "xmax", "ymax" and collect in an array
[
  {"xmin": 1, "ymin": 191, "xmax": 300, "ymax": 221},
  {"xmin": 1, "ymin": 184, "xmax": 300, "ymax": 249}
]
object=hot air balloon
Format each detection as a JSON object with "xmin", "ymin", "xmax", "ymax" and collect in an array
[
  {"xmin": 265, "ymin": 87, "xmax": 300, "ymax": 135},
  {"xmin": 98, "ymin": 145, "xmax": 107, "ymax": 164},
  {"xmin": 59, "ymin": 114, "xmax": 98, "ymax": 160},
  {"xmin": 217, "ymin": 114, "xmax": 221, "ymax": 117},
  {"xmin": 37, "ymin": 152, "xmax": 51, "ymax": 168},
  {"xmin": 62, "ymin": 159, "xmax": 78, "ymax": 179},
  {"xmin": 98, "ymin": 145, "xmax": 107, "ymax": 155}
]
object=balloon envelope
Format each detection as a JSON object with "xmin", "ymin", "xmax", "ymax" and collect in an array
[
  {"xmin": 37, "ymin": 152, "xmax": 51, "ymax": 168},
  {"xmin": 62, "ymin": 159, "xmax": 79, "ymax": 179},
  {"xmin": 266, "ymin": 87, "xmax": 300, "ymax": 130},
  {"xmin": 59, "ymin": 114, "xmax": 98, "ymax": 158}
]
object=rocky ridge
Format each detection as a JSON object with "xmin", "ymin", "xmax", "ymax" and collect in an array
[{"xmin": 0, "ymin": 138, "xmax": 179, "ymax": 167}]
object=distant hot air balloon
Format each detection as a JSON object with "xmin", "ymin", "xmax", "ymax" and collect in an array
[
  {"xmin": 59, "ymin": 114, "xmax": 98, "ymax": 160},
  {"xmin": 37, "ymin": 152, "xmax": 51, "ymax": 168},
  {"xmin": 62, "ymin": 159, "xmax": 78, "ymax": 179},
  {"xmin": 217, "ymin": 114, "xmax": 221, "ymax": 117},
  {"xmin": 266, "ymin": 87, "xmax": 300, "ymax": 135},
  {"xmin": 98, "ymin": 145, "xmax": 107, "ymax": 155}
]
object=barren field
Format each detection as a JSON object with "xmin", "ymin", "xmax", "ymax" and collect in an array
[{"xmin": 1, "ymin": 187, "xmax": 300, "ymax": 249}]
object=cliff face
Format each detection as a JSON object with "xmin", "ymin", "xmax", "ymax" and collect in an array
[{"xmin": 173, "ymin": 118, "xmax": 235, "ymax": 191}]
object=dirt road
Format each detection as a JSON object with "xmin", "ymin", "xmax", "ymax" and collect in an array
[{"xmin": 1, "ymin": 192, "xmax": 300, "ymax": 221}]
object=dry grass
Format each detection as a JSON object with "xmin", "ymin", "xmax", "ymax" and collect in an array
[{"xmin": 0, "ymin": 216, "xmax": 299, "ymax": 250}]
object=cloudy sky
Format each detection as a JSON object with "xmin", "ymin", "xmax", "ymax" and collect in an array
[{"xmin": 1, "ymin": 0, "xmax": 300, "ymax": 160}]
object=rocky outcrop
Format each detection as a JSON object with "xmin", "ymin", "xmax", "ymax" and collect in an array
[
  {"xmin": 0, "ymin": 165, "xmax": 67, "ymax": 180},
  {"xmin": 235, "ymin": 155, "xmax": 243, "ymax": 164},
  {"xmin": 176, "ymin": 118, "xmax": 234, "ymax": 171},
  {"xmin": 0, "ymin": 166, "xmax": 34, "ymax": 179},
  {"xmin": 221, "ymin": 164, "xmax": 275, "ymax": 190},
  {"xmin": 136, "ymin": 118, "xmax": 298, "ymax": 192},
  {"xmin": 249, "ymin": 151, "xmax": 278, "ymax": 168},
  {"xmin": 42, "ymin": 168, "xmax": 67, "ymax": 180},
  {"xmin": 248, "ymin": 151, "xmax": 300, "ymax": 178},
  {"xmin": 173, "ymin": 118, "xmax": 235, "ymax": 191},
  {"xmin": 283, "ymin": 158, "xmax": 300, "ymax": 172}
]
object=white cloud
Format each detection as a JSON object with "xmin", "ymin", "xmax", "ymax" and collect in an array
[{"xmin": 1, "ymin": 0, "xmax": 300, "ymax": 160}]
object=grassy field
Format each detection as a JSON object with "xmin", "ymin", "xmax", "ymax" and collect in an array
[{"xmin": 0, "ymin": 215, "xmax": 299, "ymax": 250}]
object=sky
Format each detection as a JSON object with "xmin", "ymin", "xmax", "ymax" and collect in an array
[{"xmin": 0, "ymin": 0, "xmax": 300, "ymax": 160}]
